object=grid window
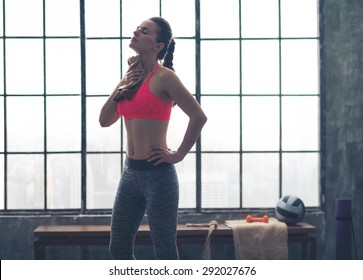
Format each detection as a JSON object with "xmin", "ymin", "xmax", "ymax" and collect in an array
[
  {"xmin": 242, "ymin": 153, "xmax": 280, "ymax": 208},
  {"xmin": 5, "ymin": 0, "xmax": 43, "ymax": 36},
  {"xmin": 0, "ymin": 0, "xmax": 320, "ymax": 213},
  {"xmin": 242, "ymin": 40, "xmax": 280, "ymax": 95}
]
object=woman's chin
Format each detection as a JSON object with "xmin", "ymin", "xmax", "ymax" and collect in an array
[{"xmin": 129, "ymin": 43, "xmax": 138, "ymax": 51}]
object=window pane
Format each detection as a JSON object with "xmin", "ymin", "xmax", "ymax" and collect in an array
[
  {"xmin": 173, "ymin": 40, "xmax": 195, "ymax": 95},
  {"xmin": 47, "ymin": 154, "xmax": 81, "ymax": 209},
  {"xmin": 202, "ymin": 97, "xmax": 240, "ymax": 151},
  {"xmin": 0, "ymin": 40, "xmax": 3, "ymax": 94},
  {"xmin": 87, "ymin": 97, "xmax": 121, "ymax": 152},
  {"xmin": 177, "ymin": 154, "xmax": 196, "ymax": 208},
  {"xmin": 85, "ymin": 0, "xmax": 120, "ymax": 37},
  {"xmin": 162, "ymin": 0, "xmax": 195, "ymax": 37},
  {"xmin": 7, "ymin": 97, "xmax": 44, "ymax": 152},
  {"xmin": 5, "ymin": 0, "xmax": 43, "ymax": 36},
  {"xmin": 241, "ymin": 0, "xmax": 279, "ymax": 38},
  {"xmin": 242, "ymin": 96, "xmax": 280, "ymax": 151},
  {"xmin": 121, "ymin": 0, "xmax": 159, "ymax": 36},
  {"xmin": 46, "ymin": 39, "xmax": 81, "ymax": 95},
  {"xmin": 202, "ymin": 154, "xmax": 239, "ymax": 208},
  {"xmin": 0, "ymin": 97, "xmax": 3, "ymax": 152},
  {"xmin": 282, "ymin": 153, "xmax": 319, "ymax": 206},
  {"xmin": 0, "ymin": 3, "xmax": 3, "ymax": 37},
  {"xmin": 281, "ymin": 0, "xmax": 319, "ymax": 38},
  {"xmin": 242, "ymin": 153, "xmax": 279, "ymax": 208},
  {"xmin": 282, "ymin": 96, "xmax": 319, "ymax": 151},
  {"xmin": 45, "ymin": 0, "xmax": 80, "ymax": 36},
  {"xmin": 6, "ymin": 39, "xmax": 44, "ymax": 94},
  {"xmin": 168, "ymin": 105, "xmax": 195, "ymax": 152},
  {"xmin": 201, "ymin": 41, "xmax": 240, "ymax": 94},
  {"xmin": 242, "ymin": 40, "xmax": 279, "ymax": 94},
  {"xmin": 200, "ymin": 0, "xmax": 239, "ymax": 38},
  {"xmin": 7, "ymin": 154, "xmax": 44, "ymax": 209},
  {"xmin": 0, "ymin": 155, "xmax": 3, "ymax": 209},
  {"xmin": 281, "ymin": 39, "xmax": 319, "ymax": 94},
  {"xmin": 47, "ymin": 96, "xmax": 81, "ymax": 151},
  {"xmin": 87, "ymin": 154, "xmax": 120, "ymax": 209},
  {"xmin": 86, "ymin": 40, "xmax": 121, "ymax": 95}
]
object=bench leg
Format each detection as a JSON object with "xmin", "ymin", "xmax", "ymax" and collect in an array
[
  {"xmin": 301, "ymin": 240, "xmax": 308, "ymax": 259},
  {"xmin": 309, "ymin": 237, "xmax": 317, "ymax": 259},
  {"xmin": 34, "ymin": 240, "xmax": 45, "ymax": 260},
  {"xmin": 300, "ymin": 237, "xmax": 317, "ymax": 259}
]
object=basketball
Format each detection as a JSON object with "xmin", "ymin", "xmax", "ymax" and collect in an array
[{"xmin": 275, "ymin": 195, "xmax": 306, "ymax": 224}]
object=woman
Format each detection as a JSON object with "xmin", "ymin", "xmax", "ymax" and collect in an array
[{"xmin": 99, "ymin": 17, "xmax": 207, "ymax": 260}]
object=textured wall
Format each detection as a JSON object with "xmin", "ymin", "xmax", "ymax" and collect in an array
[{"xmin": 321, "ymin": 0, "xmax": 363, "ymax": 259}]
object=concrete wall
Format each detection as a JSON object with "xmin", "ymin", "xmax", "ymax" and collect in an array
[{"xmin": 321, "ymin": 0, "xmax": 363, "ymax": 259}]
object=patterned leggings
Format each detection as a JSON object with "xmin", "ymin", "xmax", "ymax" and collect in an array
[{"xmin": 109, "ymin": 157, "xmax": 179, "ymax": 260}]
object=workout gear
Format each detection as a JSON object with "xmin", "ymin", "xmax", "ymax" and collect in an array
[
  {"xmin": 117, "ymin": 65, "xmax": 172, "ymax": 121},
  {"xmin": 109, "ymin": 157, "xmax": 179, "ymax": 260}
]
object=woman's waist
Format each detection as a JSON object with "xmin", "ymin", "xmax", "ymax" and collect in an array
[
  {"xmin": 126, "ymin": 135, "xmax": 167, "ymax": 155},
  {"xmin": 124, "ymin": 155, "xmax": 172, "ymax": 171}
]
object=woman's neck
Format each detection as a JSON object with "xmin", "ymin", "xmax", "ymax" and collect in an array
[{"xmin": 139, "ymin": 55, "xmax": 159, "ymax": 74}]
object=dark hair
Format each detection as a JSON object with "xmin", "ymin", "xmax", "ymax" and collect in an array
[{"xmin": 149, "ymin": 17, "xmax": 175, "ymax": 71}]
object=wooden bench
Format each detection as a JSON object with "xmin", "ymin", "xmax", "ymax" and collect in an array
[{"xmin": 33, "ymin": 223, "xmax": 317, "ymax": 260}]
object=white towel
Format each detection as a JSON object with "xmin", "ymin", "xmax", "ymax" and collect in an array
[
  {"xmin": 225, "ymin": 218, "xmax": 288, "ymax": 260},
  {"xmin": 186, "ymin": 220, "xmax": 218, "ymax": 260}
]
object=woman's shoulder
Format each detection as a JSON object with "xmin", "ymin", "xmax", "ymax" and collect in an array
[
  {"xmin": 156, "ymin": 65, "xmax": 174, "ymax": 75},
  {"xmin": 155, "ymin": 66, "xmax": 178, "ymax": 82}
]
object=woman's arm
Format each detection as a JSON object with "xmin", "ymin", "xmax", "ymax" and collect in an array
[
  {"xmin": 99, "ymin": 62, "xmax": 144, "ymax": 127},
  {"xmin": 149, "ymin": 69, "xmax": 207, "ymax": 164},
  {"xmin": 98, "ymin": 81, "xmax": 123, "ymax": 127}
]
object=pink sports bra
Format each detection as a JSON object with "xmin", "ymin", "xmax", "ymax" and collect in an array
[{"xmin": 117, "ymin": 64, "xmax": 172, "ymax": 121}]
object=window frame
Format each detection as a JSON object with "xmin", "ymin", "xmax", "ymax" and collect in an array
[{"xmin": 0, "ymin": 0, "xmax": 321, "ymax": 215}]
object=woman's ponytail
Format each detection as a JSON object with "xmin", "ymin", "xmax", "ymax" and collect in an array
[
  {"xmin": 149, "ymin": 17, "xmax": 175, "ymax": 71},
  {"xmin": 163, "ymin": 39, "xmax": 175, "ymax": 71}
]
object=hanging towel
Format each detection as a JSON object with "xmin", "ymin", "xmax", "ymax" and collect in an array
[
  {"xmin": 225, "ymin": 218, "xmax": 288, "ymax": 260},
  {"xmin": 186, "ymin": 220, "xmax": 218, "ymax": 260},
  {"xmin": 112, "ymin": 55, "xmax": 144, "ymax": 102}
]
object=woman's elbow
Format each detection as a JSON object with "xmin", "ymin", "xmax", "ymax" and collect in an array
[
  {"xmin": 201, "ymin": 111, "xmax": 208, "ymax": 123},
  {"xmin": 99, "ymin": 120, "xmax": 110, "ymax": 127},
  {"xmin": 202, "ymin": 114, "xmax": 208, "ymax": 124},
  {"xmin": 198, "ymin": 112, "xmax": 208, "ymax": 127},
  {"xmin": 99, "ymin": 116, "xmax": 113, "ymax": 127}
]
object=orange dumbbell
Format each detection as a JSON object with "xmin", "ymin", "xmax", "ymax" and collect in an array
[{"xmin": 246, "ymin": 215, "xmax": 269, "ymax": 223}]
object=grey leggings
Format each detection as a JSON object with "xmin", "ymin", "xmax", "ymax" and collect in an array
[{"xmin": 109, "ymin": 157, "xmax": 179, "ymax": 260}]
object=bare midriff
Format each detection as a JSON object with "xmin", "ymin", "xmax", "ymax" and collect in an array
[{"xmin": 124, "ymin": 118, "xmax": 170, "ymax": 159}]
